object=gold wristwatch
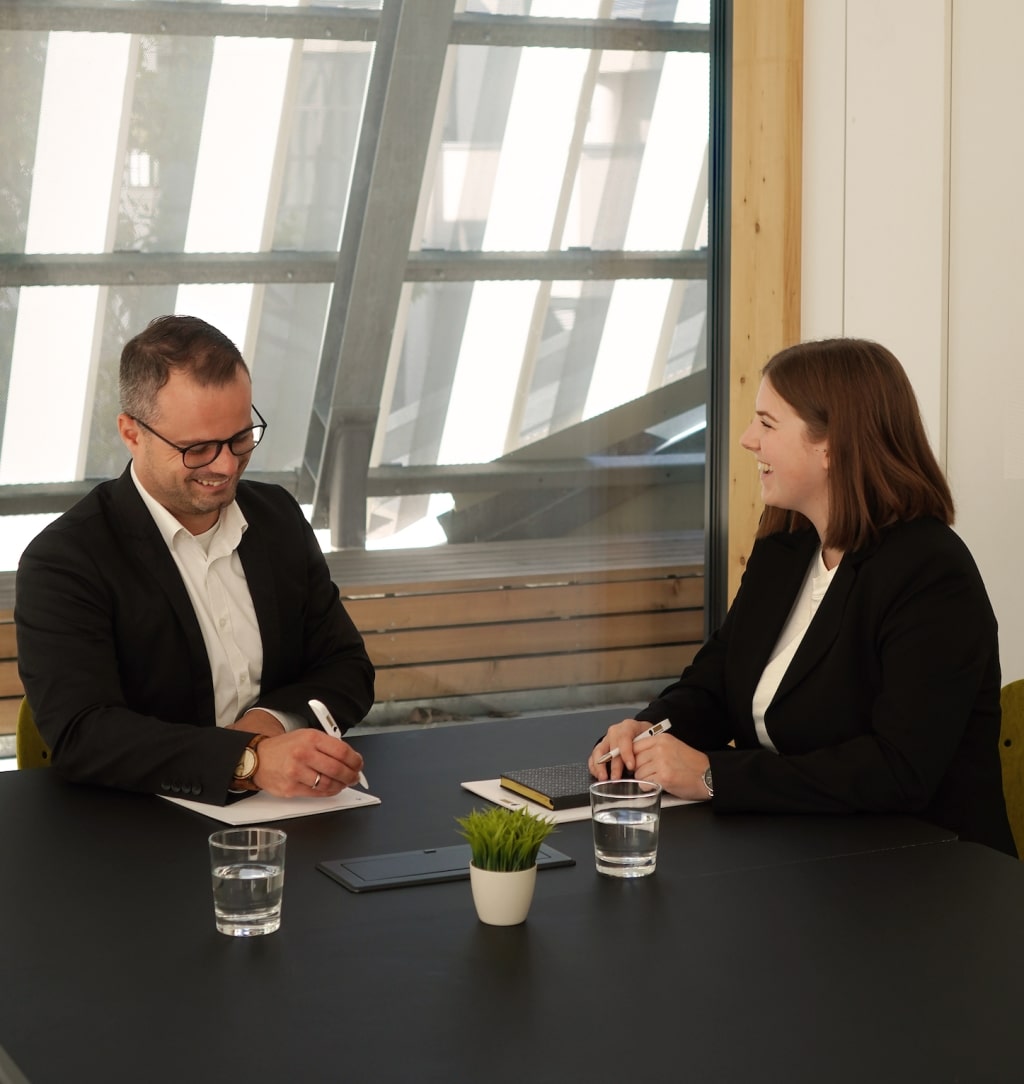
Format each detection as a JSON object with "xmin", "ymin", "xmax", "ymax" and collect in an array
[{"xmin": 232, "ymin": 734, "xmax": 268, "ymax": 792}]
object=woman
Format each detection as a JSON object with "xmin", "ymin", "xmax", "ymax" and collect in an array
[{"xmin": 590, "ymin": 338, "xmax": 1015, "ymax": 855}]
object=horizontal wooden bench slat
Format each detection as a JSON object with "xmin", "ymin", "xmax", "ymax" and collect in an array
[
  {"xmin": 365, "ymin": 609, "xmax": 703, "ymax": 668},
  {"xmin": 0, "ymin": 660, "xmax": 23, "ymax": 699},
  {"xmin": 341, "ymin": 564, "xmax": 701, "ymax": 597},
  {"xmin": 328, "ymin": 532, "xmax": 704, "ymax": 589},
  {"xmin": 374, "ymin": 644, "xmax": 698, "ymax": 701},
  {"xmin": 0, "ymin": 621, "xmax": 16, "ymax": 658},
  {"xmin": 345, "ymin": 574, "xmax": 702, "ymax": 632},
  {"xmin": 1, "ymin": 612, "xmax": 22, "ymax": 736},
  {"xmin": 0, "ymin": 698, "xmax": 19, "ymax": 736}
]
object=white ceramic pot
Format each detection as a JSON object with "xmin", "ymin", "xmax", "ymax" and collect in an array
[{"xmin": 468, "ymin": 863, "xmax": 538, "ymax": 926}]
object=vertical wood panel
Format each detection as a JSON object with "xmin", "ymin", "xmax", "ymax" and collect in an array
[{"xmin": 728, "ymin": 0, "xmax": 804, "ymax": 601}]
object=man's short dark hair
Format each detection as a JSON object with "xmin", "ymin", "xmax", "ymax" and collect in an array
[{"xmin": 119, "ymin": 315, "xmax": 250, "ymax": 421}]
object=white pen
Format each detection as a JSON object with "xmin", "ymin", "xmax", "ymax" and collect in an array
[
  {"xmin": 308, "ymin": 699, "xmax": 369, "ymax": 789},
  {"xmin": 596, "ymin": 718, "xmax": 672, "ymax": 765}
]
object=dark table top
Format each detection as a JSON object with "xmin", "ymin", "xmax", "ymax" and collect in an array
[{"xmin": 2, "ymin": 709, "xmax": 1021, "ymax": 1083}]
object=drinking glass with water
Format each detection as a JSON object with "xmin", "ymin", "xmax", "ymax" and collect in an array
[
  {"xmin": 589, "ymin": 779, "xmax": 662, "ymax": 878},
  {"xmin": 209, "ymin": 827, "xmax": 287, "ymax": 936}
]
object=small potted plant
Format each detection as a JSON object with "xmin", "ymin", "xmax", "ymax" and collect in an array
[{"xmin": 456, "ymin": 805, "xmax": 556, "ymax": 925}]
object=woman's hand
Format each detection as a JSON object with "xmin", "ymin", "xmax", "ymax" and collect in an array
[
  {"xmin": 589, "ymin": 718, "xmax": 656, "ymax": 780},
  {"xmin": 590, "ymin": 719, "xmax": 713, "ymax": 801},
  {"xmin": 632, "ymin": 735, "xmax": 711, "ymax": 801}
]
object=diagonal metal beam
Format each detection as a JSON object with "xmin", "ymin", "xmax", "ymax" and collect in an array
[{"xmin": 302, "ymin": 0, "xmax": 456, "ymax": 545}]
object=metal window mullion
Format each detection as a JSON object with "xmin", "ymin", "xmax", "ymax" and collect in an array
[
  {"xmin": 367, "ymin": 16, "xmax": 465, "ymax": 475},
  {"xmin": 305, "ymin": 0, "xmax": 457, "ymax": 546}
]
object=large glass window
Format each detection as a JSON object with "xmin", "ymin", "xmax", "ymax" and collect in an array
[{"xmin": 0, "ymin": 0, "xmax": 719, "ymax": 723}]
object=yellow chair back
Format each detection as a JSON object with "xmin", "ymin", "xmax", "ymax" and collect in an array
[
  {"xmin": 15, "ymin": 698, "xmax": 51, "ymax": 769},
  {"xmin": 999, "ymin": 679, "xmax": 1024, "ymax": 856}
]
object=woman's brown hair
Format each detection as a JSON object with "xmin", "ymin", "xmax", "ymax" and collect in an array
[{"xmin": 756, "ymin": 338, "xmax": 954, "ymax": 552}]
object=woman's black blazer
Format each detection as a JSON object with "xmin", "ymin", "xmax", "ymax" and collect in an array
[{"xmin": 636, "ymin": 518, "xmax": 1015, "ymax": 855}]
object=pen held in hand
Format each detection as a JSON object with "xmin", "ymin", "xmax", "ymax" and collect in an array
[
  {"xmin": 308, "ymin": 699, "xmax": 369, "ymax": 789},
  {"xmin": 596, "ymin": 718, "xmax": 672, "ymax": 765}
]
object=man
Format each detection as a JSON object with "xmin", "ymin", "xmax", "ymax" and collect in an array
[{"xmin": 15, "ymin": 315, "xmax": 374, "ymax": 802}]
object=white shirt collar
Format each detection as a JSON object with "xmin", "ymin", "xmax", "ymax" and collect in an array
[{"xmin": 129, "ymin": 462, "xmax": 247, "ymax": 552}]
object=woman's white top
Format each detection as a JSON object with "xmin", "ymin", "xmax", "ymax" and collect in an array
[{"xmin": 751, "ymin": 547, "xmax": 838, "ymax": 752}]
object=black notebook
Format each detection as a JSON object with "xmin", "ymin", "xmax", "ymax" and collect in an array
[{"xmin": 499, "ymin": 761, "xmax": 594, "ymax": 811}]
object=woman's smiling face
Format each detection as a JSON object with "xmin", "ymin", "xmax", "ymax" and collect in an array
[{"xmin": 739, "ymin": 377, "xmax": 830, "ymax": 534}]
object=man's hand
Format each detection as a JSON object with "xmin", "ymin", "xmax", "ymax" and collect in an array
[{"xmin": 246, "ymin": 729, "xmax": 366, "ymax": 798}]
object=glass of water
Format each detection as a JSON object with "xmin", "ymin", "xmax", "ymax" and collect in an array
[
  {"xmin": 209, "ymin": 827, "xmax": 287, "ymax": 936},
  {"xmin": 589, "ymin": 779, "xmax": 662, "ymax": 878}
]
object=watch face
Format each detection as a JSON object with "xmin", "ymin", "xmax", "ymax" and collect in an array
[{"xmin": 237, "ymin": 747, "xmax": 257, "ymax": 780}]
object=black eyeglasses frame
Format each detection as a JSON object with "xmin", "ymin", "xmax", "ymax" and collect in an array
[{"xmin": 129, "ymin": 405, "xmax": 268, "ymax": 469}]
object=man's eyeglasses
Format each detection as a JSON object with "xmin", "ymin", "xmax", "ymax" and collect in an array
[{"xmin": 130, "ymin": 406, "xmax": 268, "ymax": 469}]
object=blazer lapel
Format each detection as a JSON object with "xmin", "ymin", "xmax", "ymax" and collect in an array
[
  {"xmin": 730, "ymin": 528, "xmax": 821, "ymax": 702},
  {"xmin": 110, "ymin": 467, "xmax": 216, "ymax": 707},
  {"xmin": 771, "ymin": 538, "xmax": 878, "ymax": 704},
  {"xmin": 234, "ymin": 490, "xmax": 283, "ymax": 684}
]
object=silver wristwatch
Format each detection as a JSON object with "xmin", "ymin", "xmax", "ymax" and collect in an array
[{"xmin": 702, "ymin": 766, "xmax": 714, "ymax": 797}]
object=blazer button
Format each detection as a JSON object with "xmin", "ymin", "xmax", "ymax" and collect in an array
[
  {"xmin": 170, "ymin": 781, "xmax": 181, "ymax": 794},
  {"xmin": 160, "ymin": 781, "xmax": 171, "ymax": 793},
  {"xmin": 190, "ymin": 783, "xmax": 202, "ymax": 796}
]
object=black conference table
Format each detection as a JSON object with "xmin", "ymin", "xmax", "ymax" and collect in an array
[{"xmin": 2, "ymin": 707, "xmax": 1023, "ymax": 1083}]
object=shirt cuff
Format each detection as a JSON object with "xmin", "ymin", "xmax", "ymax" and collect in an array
[{"xmin": 241, "ymin": 707, "xmax": 305, "ymax": 733}]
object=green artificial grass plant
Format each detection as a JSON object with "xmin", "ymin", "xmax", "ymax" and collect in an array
[{"xmin": 456, "ymin": 805, "xmax": 556, "ymax": 872}]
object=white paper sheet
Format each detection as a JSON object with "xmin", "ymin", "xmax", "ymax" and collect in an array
[
  {"xmin": 461, "ymin": 778, "xmax": 692, "ymax": 824},
  {"xmin": 160, "ymin": 787, "xmax": 381, "ymax": 824}
]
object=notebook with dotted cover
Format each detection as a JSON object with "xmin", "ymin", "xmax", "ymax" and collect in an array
[{"xmin": 499, "ymin": 762, "xmax": 594, "ymax": 811}]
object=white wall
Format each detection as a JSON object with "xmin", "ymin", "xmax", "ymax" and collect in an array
[{"xmin": 802, "ymin": 0, "xmax": 1024, "ymax": 682}]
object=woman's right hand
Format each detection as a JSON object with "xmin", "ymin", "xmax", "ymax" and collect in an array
[{"xmin": 588, "ymin": 718, "xmax": 650, "ymax": 781}]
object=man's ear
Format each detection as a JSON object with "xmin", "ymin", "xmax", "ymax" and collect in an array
[{"xmin": 117, "ymin": 413, "xmax": 141, "ymax": 454}]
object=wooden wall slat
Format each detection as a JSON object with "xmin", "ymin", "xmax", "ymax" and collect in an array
[
  {"xmin": 373, "ymin": 643, "xmax": 698, "ymax": 701},
  {"xmin": 0, "ymin": 699, "xmax": 19, "ymax": 736},
  {"xmin": 365, "ymin": 609, "xmax": 703, "ymax": 667},
  {"xmin": 346, "ymin": 576, "xmax": 703, "ymax": 632},
  {"xmin": 339, "ymin": 564, "xmax": 702, "ymax": 599},
  {"xmin": 0, "ymin": 661, "xmax": 23, "ymax": 698}
]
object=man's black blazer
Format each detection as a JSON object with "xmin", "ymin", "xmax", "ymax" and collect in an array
[
  {"xmin": 14, "ymin": 467, "xmax": 375, "ymax": 802},
  {"xmin": 636, "ymin": 517, "xmax": 1015, "ymax": 855}
]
